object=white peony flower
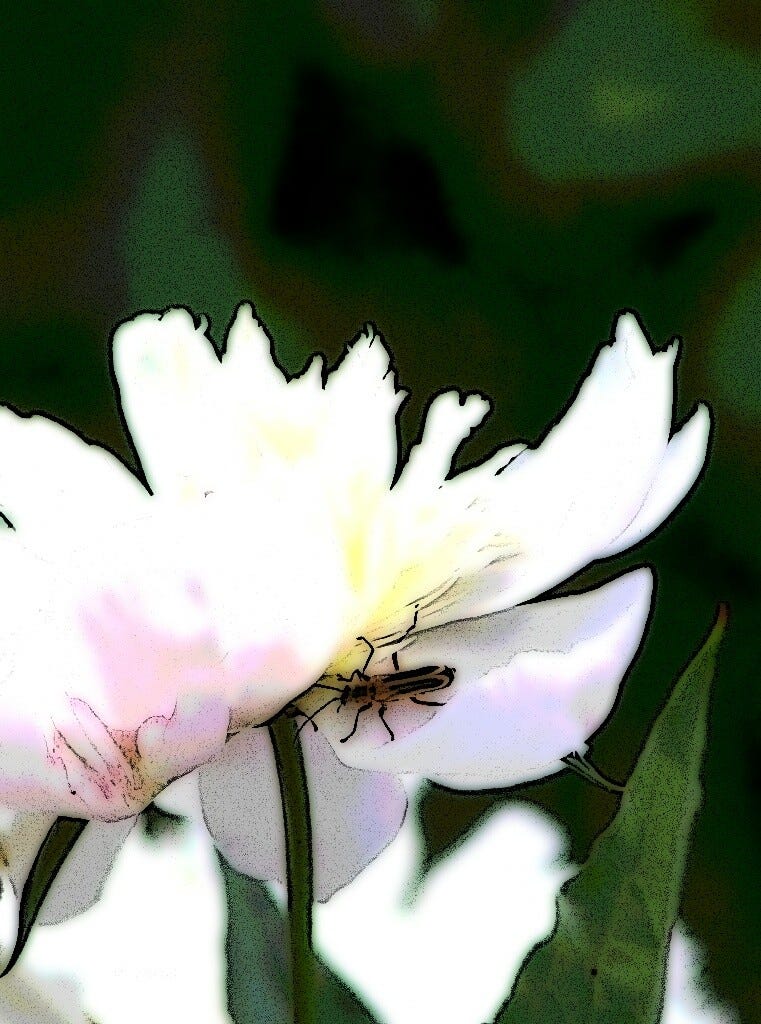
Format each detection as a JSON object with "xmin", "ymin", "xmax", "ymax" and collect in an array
[{"xmin": 0, "ymin": 303, "xmax": 709, "ymax": 938}]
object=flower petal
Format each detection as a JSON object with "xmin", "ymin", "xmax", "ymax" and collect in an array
[
  {"xmin": 432, "ymin": 312, "xmax": 690, "ymax": 619},
  {"xmin": 0, "ymin": 808, "xmax": 136, "ymax": 971},
  {"xmin": 35, "ymin": 817, "xmax": 137, "ymax": 927},
  {"xmin": 227, "ymin": 312, "xmax": 407, "ymax": 506},
  {"xmin": 600, "ymin": 403, "xmax": 711, "ymax": 559},
  {"xmin": 114, "ymin": 305, "xmax": 407, "ymax": 501},
  {"xmin": 399, "ymin": 391, "xmax": 491, "ymax": 492},
  {"xmin": 0, "ymin": 409, "xmax": 147, "ymax": 540},
  {"xmin": 318, "ymin": 323, "xmax": 407, "ymax": 491},
  {"xmin": 113, "ymin": 308, "xmax": 225, "ymax": 496},
  {"xmin": 0, "ymin": 960, "xmax": 88, "ymax": 1022},
  {"xmin": 0, "ymin": 489, "xmax": 349, "ymax": 818},
  {"xmin": 197, "ymin": 725, "xmax": 407, "ymax": 901},
  {"xmin": 320, "ymin": 568, "xmax": 652, "ymax": 788},
  {"xmin": 22, "ymin": 803, "xmax": 230, "ymax": 1024}
]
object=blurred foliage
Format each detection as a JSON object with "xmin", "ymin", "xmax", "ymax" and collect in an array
[
  {"xmin": 140, "ymin": 802, "xmax": 186, "ymax": 842},
  {"xmin": 123, "ymin": 130, "xmax": 251, "ymax": 338},
  {"xmin": 510, "ymin": 0, "xmax": 761, "ymax": 180},
  {"xmin": 1, "ymin": 0, "xmax": 759, "ymax": 1020},
  {"xmin": 220, "ymin": 855, "xmax": 378, "ymax": 1023},
  {"xmin": 708, "ymin": 255, "xmax": 761, "ymax": 417},
  {"xmin": 0, "ymin": 3, "xmax": 179, "ymax": 216}
]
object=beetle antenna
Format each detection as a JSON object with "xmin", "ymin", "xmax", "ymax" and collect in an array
[
  {"xmin": 357, "ymin": 635, "xmax": 375, "ymax": 674},
  {"xmin": 377, "ymin": 604, "xmax": 420, "ymax": 650},
  {"xmin": 295, "ymin": 697, "xmax": 341, "ymax": 739},
  {"xmin": 399, "ymin": 604, "xmax": 419, "ymax": 641}
]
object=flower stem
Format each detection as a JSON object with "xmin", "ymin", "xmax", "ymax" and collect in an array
[
  {"xmin": 269, "ymin": 716, "xmax": 316, "ymax": 1024},
  {"xmin": 561, "ymin": 751, "xmax": 625, "ymax": 795}
]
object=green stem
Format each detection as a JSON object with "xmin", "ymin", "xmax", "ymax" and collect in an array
[
  {"xmin": 562, "ymin": 752, "xmax": 625, "ymax": 795},
  {"xmin": 269, "ymin": 716, "xmax": 316, "ymax": 1024}
]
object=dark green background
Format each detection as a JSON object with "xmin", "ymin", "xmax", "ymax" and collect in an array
[{"xmin": 1, "ymin": 2, "xmax": 759, "ymax": 1020}]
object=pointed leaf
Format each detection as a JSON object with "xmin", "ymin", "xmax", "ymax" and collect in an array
[
  {"xmin": 495, "ymin": 606, "xmax": 727, "ymax": 1024},
  {"xmin": 0, "ymin": 816, "xmax": 87, "ymax": 977}
]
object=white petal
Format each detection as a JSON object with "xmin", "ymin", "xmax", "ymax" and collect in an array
[
  {"xmin": 0, "ymin": 808, "xmax": 135, "ymax": 971},
  {"xmin": 440, "ymin": 313, "xmax": 685, "ymax": 617},
  {"xmin": 600, "ymin": 403, "xmax": 711, "ymax": 558},
  {"xmin": 316, "ymin": 799, "xmax": 570, "ymax": 1024},
  {"xmin": 223, "ymin": 314, "xmax": 408, "ymax": 569},
  {"xmin": 398, "ymin": 391, "xmax": 491, "ymax": 491},
  {"xmin": 222, "ymin": 302, "xmax": 289, "ymax": 392},
  {"xmin": 322, "ymin": 325, "xmax": 408, "ymax": 491},
  {"xmin": 664, "ymin": 924, "xmax": 740, "ymax": 1024},
  {"xmin": 36, "ymin": 817, "xmax": 137, "ymax": 926},
  {"xmin": 224, "ymin": 311, "xmax": 406, "ymax": 488},
  {"xmin": 0, "ymin": 962, "xmax": 87, "ymax": 1022},
  {"xmin": 113, "ymin": 308, "xmax": 225, "ymax": 496},
  {"xmin": 22, "ymin": 812, "xmax": 230, "ymax": 1024},
  {"xmin": 198, "ymin": 725, "xmax": 407, "ymax": 901},
  {"xmin": 0, "ymin": 409, "xmax": 147, "ymax": 540},
  {"xmin": 114, "ymin": 304, "xmax": 406, "ymax": 516},
  {"xmin": 322, "ymin": 569, "xmax": 652, "ymax": 787}
]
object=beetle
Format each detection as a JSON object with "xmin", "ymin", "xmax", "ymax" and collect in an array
[{"xmin": 296, "ymin": 628, "xmax": 455, "ymax": 743}]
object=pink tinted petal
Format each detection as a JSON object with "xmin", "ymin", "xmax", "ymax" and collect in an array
[
  {"xmin": 77, "ymin": 588, "xmax": 223, "ymax": 731},
  {"xmin": 0, "ymin": 503, "xmax": 347, "ymax": 819},
  {"xmin": 136, "ymin": 692, "xmax": 230, "ymax": 785},
  {"xmin": 324, "ymin": 569, "xmax": 652, "ymax": 788},
  {"xmin": 0, "ymin": 718, "xmax": 99, "ymax": 819},
  {"xmin": 198, "ymin": 726, "xmax": 407, "ymax": 901}
]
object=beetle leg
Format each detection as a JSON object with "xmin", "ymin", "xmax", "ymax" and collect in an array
[
  {"xmin": 377, "ymin": 704, "xmax": 395, "ymax": 741},
  {"xmin": 410, "ymin": 696, "xmax": 446, "ymax": 707},
  {"xmin": 340, "ymin": 702, "xmax": 372, "ymax": 743}
]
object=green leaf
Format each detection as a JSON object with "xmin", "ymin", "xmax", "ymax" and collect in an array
[
  {"xmin": 707, "ymin": 255, "xmax": 761, "ymax": 420},
  {"xmin": 0, "ymin": 817, "xmax": 87, "ymax": 977},
  {"xmin": 495, "ymin": 606, "xmax": 727, "ymax": 1024},
  {"xmin": 123, "ymin": 130, "xmax": 251, "ymax": 339},
  {"xmin": 220, "ymin": 853, "xmax": 379, "ymax": 1024}
]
